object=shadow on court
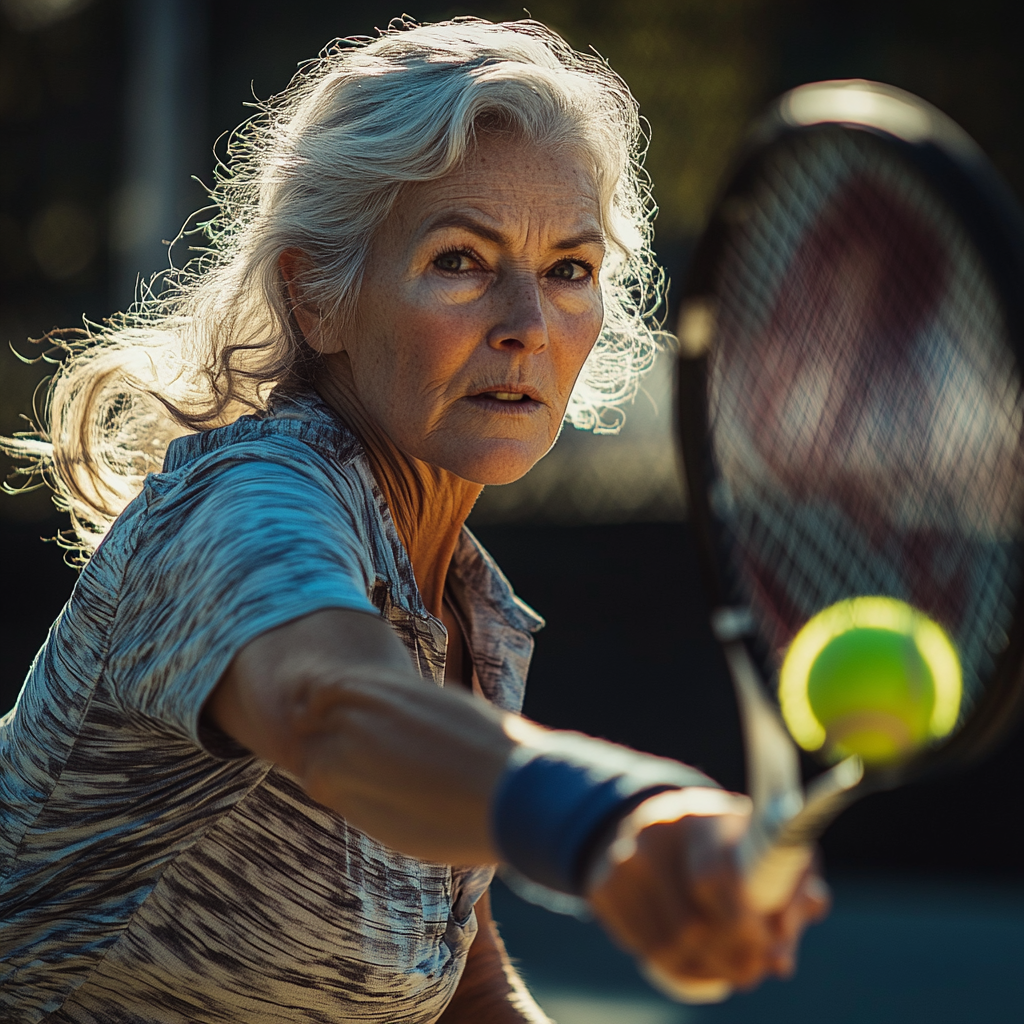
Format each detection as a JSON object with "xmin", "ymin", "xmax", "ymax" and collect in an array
[{"xmin": 492, "ymin": 874, "xmax": 1024, "ymax": 1024}]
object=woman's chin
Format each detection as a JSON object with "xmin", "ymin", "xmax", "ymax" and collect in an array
[{"xmin": 438, "ymin": 439, "xmax": 551, "ymax": 486}]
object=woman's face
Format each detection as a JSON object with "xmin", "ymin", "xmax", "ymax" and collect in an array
[{"xmin": 326, "ymin": 133, "xmax": 606, "ymax": 484}]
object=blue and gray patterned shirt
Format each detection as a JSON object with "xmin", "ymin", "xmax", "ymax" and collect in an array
[{"xmin": 0, "ymin": 388, "xmax": 544, "ymax": 1023}]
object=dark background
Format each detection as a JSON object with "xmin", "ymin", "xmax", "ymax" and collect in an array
[{"xmin": 1, "ymin": 0, "xmax": 1022, "ymax": 882}]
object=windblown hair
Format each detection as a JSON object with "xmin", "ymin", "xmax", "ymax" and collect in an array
[{"xmin": 2, "ymin": 17, "xmax": 665, "ymax": 557}]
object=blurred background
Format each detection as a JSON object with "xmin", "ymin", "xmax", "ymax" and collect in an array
[{"xmin": 1, "ymin": 1, "xmax": 1022, "ymax": 1021}]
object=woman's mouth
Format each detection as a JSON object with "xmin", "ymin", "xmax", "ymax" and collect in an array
[{"xmin": 466, "ymin": 387, "xmax": 543, "ymax": 412}]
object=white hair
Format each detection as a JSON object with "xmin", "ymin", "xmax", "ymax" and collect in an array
[{"xmin": 2, "ymin": 17, "xmax": 666, "ymax": 557}]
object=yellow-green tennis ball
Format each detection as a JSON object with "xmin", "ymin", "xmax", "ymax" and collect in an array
[
  {"xmin": 778, "ymin": 597, "xmax": 963, "ymax": 766},
  {"xmin": 807, "ymin": 627, "xmax": 935, "ymax": 763}
]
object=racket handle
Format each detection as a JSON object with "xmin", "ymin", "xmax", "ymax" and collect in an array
[
  {"xmin": 638, "ymin": 619, "xmax": 862, "ymax": 1004},
  {"xmin": 740, "ymin": 753, "xmax": 863, "ymax": 911},
  {"xmin": 744, "ymin": 841, "xmax": 815, "ymax": 912}
]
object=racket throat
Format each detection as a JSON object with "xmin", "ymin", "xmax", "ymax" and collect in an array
[
  {"xmin": 713, "ymin": 610, "xmax": 804, "ymax": 824},
  {"xmin": 714, "ymin": 607, "xmax": 864, "ymax": 910}
]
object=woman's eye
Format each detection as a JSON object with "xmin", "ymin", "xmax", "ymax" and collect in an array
[
  {"xmin": 549, "ymin": 260, "xmax": 592, "ymax": 282},
  {"xmin": 434, "ymin": 251, "xmax": 474, "ymax": 273}
]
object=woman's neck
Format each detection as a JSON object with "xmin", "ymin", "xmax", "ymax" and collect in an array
[{"xmin": 315, "ymin": 356, "xmax": 482, "ymax": 618}]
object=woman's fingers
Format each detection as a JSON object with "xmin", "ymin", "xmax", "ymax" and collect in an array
[
  {"xmin": 587, "ymin": 820, "xmax": 687, "ymax": 954},
  {"xmin": 803, "ymin": 872, "xmax": 832, "ymax": 921},
  {"xmin": 590, "ymin": 808, "xmax": 767, "ymax": 985},
  {"xmin": 588, "ymin": 791, "xmax": 831, "ymax": 994},
  {"xmin": 766, "ymin": 867, "xmax": 832, "ymax": 978}
]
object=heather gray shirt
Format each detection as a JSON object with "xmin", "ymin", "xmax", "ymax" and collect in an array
[{"xmin": 0, "ymin": 389, "xmax": 543, "ymax": 1023}]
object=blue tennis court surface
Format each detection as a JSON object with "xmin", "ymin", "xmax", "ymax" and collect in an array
[{"xmin": 491, "ymin": 874, "xmax": 1024, "ymax": 1024}]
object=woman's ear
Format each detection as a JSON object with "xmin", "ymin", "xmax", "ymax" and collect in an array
[{"xmin": 278, "ymin": 249, "xmax": 344, "ymax": 354}]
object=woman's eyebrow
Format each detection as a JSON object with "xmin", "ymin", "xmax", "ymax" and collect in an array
[
  {"xmin": 421, "ymin": 213, "xmax": 606, "ymax": 252},
  {"xmin": 554, "ymin": 230, "xmax": 607, "ymax": 252}
]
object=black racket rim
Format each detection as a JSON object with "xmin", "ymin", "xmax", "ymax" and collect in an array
[{"xmin": 675, "ymin": 80, "xmax": 1024, "ymax": 786}]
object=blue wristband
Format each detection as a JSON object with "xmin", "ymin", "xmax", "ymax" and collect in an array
[{"xmin": 491, "ymin": 735, "xmax": 716, "ymax": 896}]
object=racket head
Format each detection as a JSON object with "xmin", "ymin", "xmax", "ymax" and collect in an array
[{"xmin": 675, "ymin": 80, "xmax": 1024, "ymax": 788}]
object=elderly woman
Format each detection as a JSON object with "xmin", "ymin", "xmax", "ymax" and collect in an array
[{"xmin": 0, "ymin": 18, "xmax": 826, "ymax": 1023}]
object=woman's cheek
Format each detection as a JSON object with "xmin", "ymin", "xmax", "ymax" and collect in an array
[
  {"xmin": 423, "ymin": 275, "xmax": 488, "ymax": 307},
  {"xmin": 566, "ymin": 297, "xmax": 605, "ymax": 363},
  {"xmin": 398, "ymin": 305, "xmax": 476, "ymax": 370}
]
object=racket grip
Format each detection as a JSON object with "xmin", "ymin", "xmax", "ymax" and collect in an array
[
  {"xmin": 743, "ymin": 841, "xmax": 815, "ymax": 912},
  {"xmin": 740, "ymin": 754, "xmax": 863, "ymax": 912}
]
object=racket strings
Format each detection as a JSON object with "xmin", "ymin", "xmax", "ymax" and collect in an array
[{"xmin": 707, "ymin": 129, "xmax": 1024, "ymax": 708}]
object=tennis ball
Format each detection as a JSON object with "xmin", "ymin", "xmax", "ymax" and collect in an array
[
  {"xmin": 778, "ymin": 597, "xmax": 962, "ymax": 766},
  {"xmin": 807, "ymin": 626, "xmax": 935, "ymax": 763}
]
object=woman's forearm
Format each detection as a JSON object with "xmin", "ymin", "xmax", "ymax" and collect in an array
[
  {"xmin": 207, "ymin": 605, "xmax": 706, "ymax": 871},
  {"xmin": 297, "ymin": 667, "xmax": 517, "ymax": 861},
  {"xmin": 206, "ymin": 607, "xmax": 521, "ymax": 863}
]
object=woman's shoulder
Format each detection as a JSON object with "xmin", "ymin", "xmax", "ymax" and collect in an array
[
  {"xmin": 86, "ymin": 386, "xmax": 377, "ymax": 581},
  {"xmin": 161, "ymin": 385, "xmax": 362, "ymax": 479}
]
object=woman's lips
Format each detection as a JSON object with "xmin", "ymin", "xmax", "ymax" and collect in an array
[
  {"xmin": 464, "ymin": 387, "xmax": 543, "ymax": 412},
  {"xmin": 487, "ymin": 391, "xmax": 529, "ymax": 402}
]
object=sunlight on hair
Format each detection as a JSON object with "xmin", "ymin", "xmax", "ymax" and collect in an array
[{"xmin": 0, "ymin": 17, "xmax": 667, "ymax": 558}]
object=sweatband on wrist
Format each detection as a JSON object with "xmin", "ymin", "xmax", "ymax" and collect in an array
[{"xmin": 491, "ymin": 733, "xmax": 717, "ymax": 896}]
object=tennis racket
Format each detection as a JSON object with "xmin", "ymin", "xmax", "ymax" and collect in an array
[{"xmin": 666, "ymin": 79, "xmax": 1024, "ymax": 1002}]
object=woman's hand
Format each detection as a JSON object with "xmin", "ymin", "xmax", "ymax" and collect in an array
[{"xmin": 587, "ymin": 789, "xmax": 830, "ymax": 994}]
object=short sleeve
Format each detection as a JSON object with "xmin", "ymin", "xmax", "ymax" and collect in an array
[{"xmin": 106, "ymin": 438, "xmax": 380, "ymax": 751}]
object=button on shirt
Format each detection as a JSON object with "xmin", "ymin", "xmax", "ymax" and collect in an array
[{"xmin": 0, "ymin": 388, "xmax": 544, "ymax": 1023}]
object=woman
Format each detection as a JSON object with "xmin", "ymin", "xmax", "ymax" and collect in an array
[{"xmin": 0, "ymin": 18, "xmax": 827, "ymax": 1023}]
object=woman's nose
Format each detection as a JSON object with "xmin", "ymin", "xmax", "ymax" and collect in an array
[{"xmin": 486, "ymin": 273, "xmax": 549, "ymax": 354}]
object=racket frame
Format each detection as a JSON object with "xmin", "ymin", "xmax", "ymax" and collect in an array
[
  {"xmin": 676, "ymin": 80, "xmax": 1024, "ymax": 796},
  {"xmin": 658, "ymin": 80, "xmax": 1024, "ymax": 1007}
]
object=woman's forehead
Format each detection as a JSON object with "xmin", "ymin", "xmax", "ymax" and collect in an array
[{"xmin": 391, "ymin": 136, "xmax": 605, "ymax": 249}]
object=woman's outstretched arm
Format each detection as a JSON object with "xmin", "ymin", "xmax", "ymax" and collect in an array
[{"xmin": 205, "ymin": 606, "xmax": 828, "ymax": 992}]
